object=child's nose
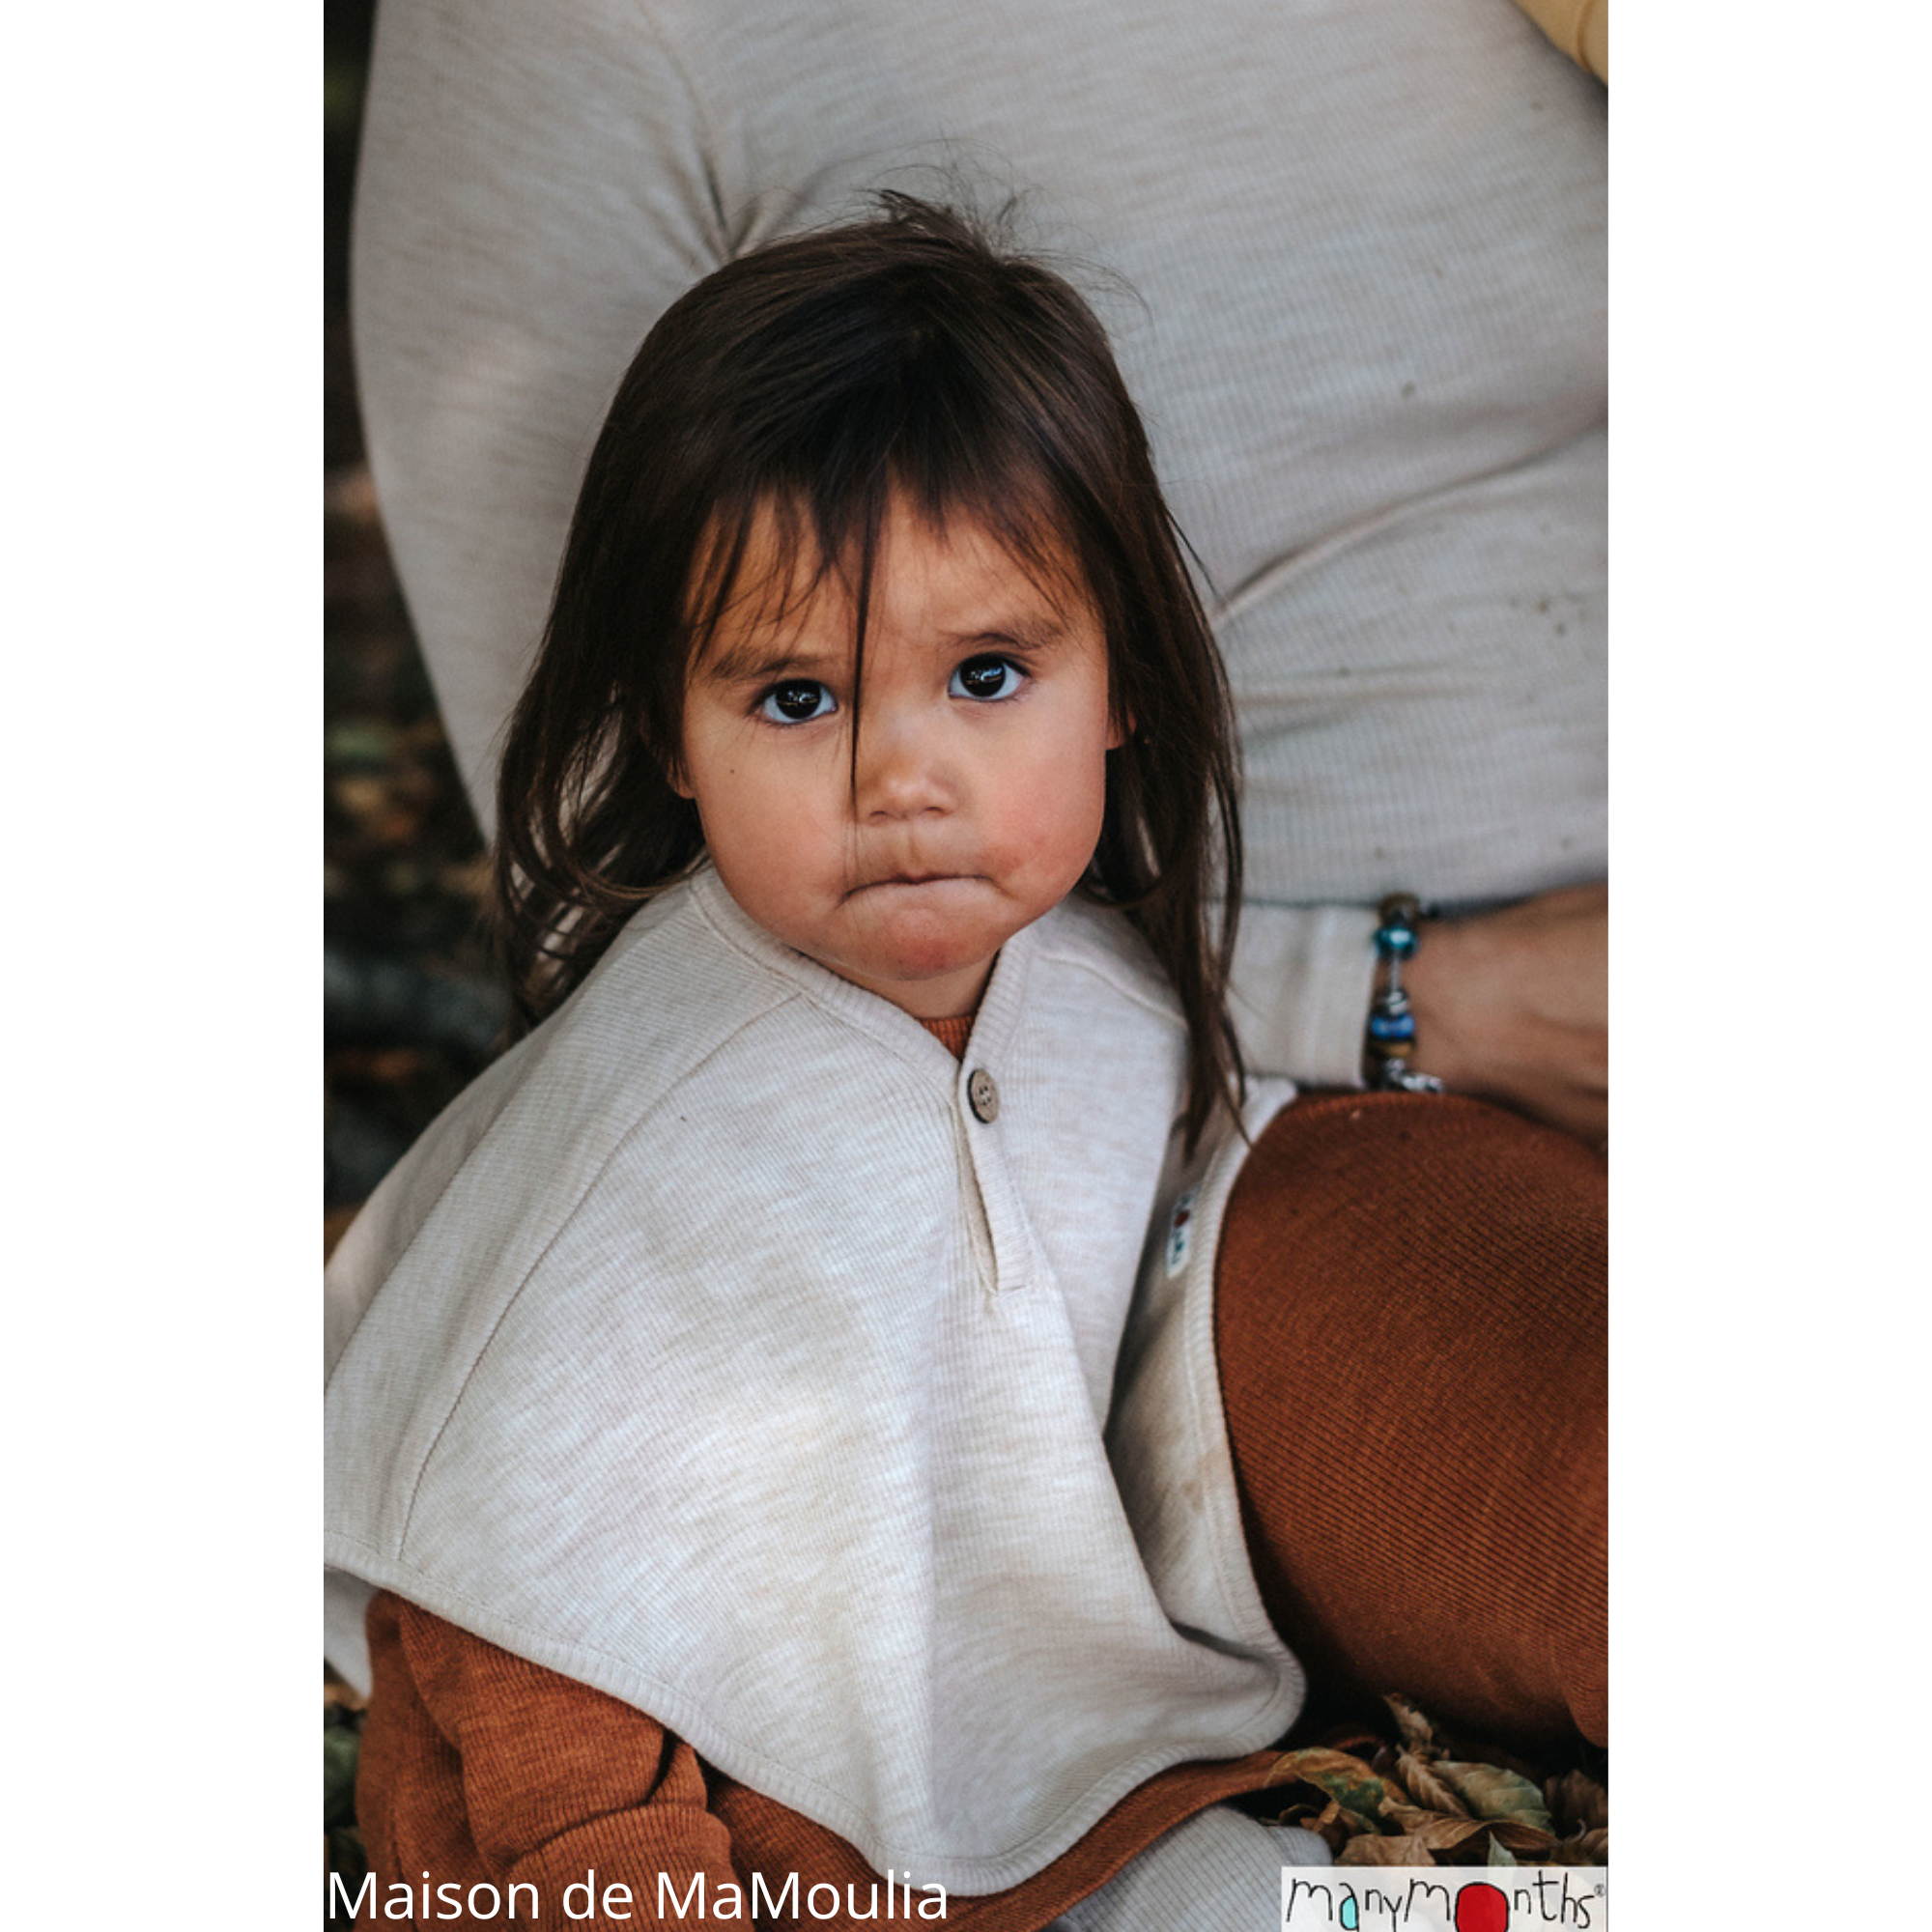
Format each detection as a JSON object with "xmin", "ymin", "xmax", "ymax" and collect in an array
[{"xmin": 855, "ymin": 714, "xmax": 955, "ymax": 820}]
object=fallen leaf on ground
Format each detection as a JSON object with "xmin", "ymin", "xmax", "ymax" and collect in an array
[
  {"xmin": 1546, "ymin": 1767, "xmax": 1607, "ymax": 1836},
  {"xmin": 1337, "ymin": 1834, "xmax": 1430, "ymax": 1866},
  {"xmin": 1396, "ymin": 1747, "xmax": 1469, "ymax": 1816},
  {"xmin": 1432, "ymin": 1760, "xmax": 1554, "ymax": 1833},
  {"xmin": 1263, "ymin": 1747, "xmax": 1404, "ymax": 1828}
]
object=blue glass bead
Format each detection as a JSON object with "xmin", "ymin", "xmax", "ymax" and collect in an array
[
  {"xmin": 1368, "ymin": 1011, "xmax": 1417, "ymax": 1042},
  {"xmin": 1375, "ymin": 923, "xmax": 1418, "ymax": 959}
]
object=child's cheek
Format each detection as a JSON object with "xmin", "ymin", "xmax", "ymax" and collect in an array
[{"xmin": 1003, "ymin": 757, "xmax": 1108, "ymax": 877}]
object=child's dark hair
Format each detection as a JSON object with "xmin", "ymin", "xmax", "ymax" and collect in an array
[{"xmin": 495, "ymin": 195, "xmax": 1245, "ymax": 1148}]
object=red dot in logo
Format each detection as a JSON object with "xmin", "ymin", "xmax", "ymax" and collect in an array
[{"xmin": 1454, "ymin": 1883, "xmax": 1508, "ymax": 1932}]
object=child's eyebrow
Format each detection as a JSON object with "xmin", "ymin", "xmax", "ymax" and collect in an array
[
  {"xmin": 699, "ymin": 639, "xmax": 845, "ymax": 686},
  {"xmin": 941, "ymin": 612, "xmax": 1071, "ymax": 652}
]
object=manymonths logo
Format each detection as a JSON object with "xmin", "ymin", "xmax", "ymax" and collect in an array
[{"xmin": 1282, "ymin": 1869, "xmax": 1607, "ymax": 1930}]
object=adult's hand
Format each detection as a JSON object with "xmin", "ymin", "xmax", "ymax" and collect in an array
[{"xmin": 1405, "ymin": 884, "xmax": 1607, "ymax": 1143}]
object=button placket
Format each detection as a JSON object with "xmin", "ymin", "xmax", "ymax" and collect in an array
[{"xmin": 956, "ymin": 1063, "xmax": 1048, "ymax": 1296}]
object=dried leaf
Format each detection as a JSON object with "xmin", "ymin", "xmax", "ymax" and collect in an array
[
  {"xmin": 1263, "ymin": 1748, "xmax": 1402, "ymax": 1827},
  {"xmin": 1383, "ymin": 1692, "xmax": 1435, "ymax": 1751},
  {"xmin": 1280, "ymin": 1693, "xmax": 1608, "ymax": 1870},
  {"xmin": 1383, "ymin": 1810, "xmax": 1493, "ymax": 1854},
  {"xmin": 1310, "ymin": 1795, "xmax": 1383, "ymax": 1845},
  {"xmin": 1337, "ymin": 1833, "xmax": 1434, "ymax": 1867},
  {"xmin": 1295, "ymin": 1800, "xmax": 1351, "ymax": 1857},
  {"xmin": 1546, "ymin": 1768, "xmax": 1608, "ymax": 1836},
  {"xmin": 1435, "ymin": 1760, "xmax": 1554, "ymax": 1833},
  {"xmin": 1381, "ymin": 1810, "xmax": 1553, "ymax": 1861},
  {"xmin": 1395, "ymin": 1748, "xmax": 1469, "ymax": 1816},
  {"xmin": 1488, "ymin": 1823, "xmax": 1555, "ymax": 1856},
  {"xmin": 1266, "ymin": 1799, "xmax": 1328, "ymax": 1829}
]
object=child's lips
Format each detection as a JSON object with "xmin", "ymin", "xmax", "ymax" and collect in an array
[{"xmin": 848, "ymin": 870, "xmax": 982, "ymax": 895}]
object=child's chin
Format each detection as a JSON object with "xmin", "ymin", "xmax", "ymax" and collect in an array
[
  {"xmin": 837, "ymin": 931, "xmax": 1005, "ymax": 1010},
  {"xmin": 851, "ymin": 896, "xmax": 1005, "ymax": 961},
  {"xmin": 866, "ymin": 940, "xmax": 995, "ymax": 988}
]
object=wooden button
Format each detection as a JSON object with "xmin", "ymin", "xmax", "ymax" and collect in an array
[{"xmin": 967, "ymin": 1068, "xmax": 1000, "ymax": 1122}]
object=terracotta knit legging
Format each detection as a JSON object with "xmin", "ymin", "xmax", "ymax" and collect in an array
[{"xmin": 1213, "ymin": 1092, "xmax": 1607, "ymax": 1748}]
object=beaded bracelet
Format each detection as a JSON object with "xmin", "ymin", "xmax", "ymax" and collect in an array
[{"xmin": 1365, "ymin": 893, "xmax": 1446, "ymax": 1094}]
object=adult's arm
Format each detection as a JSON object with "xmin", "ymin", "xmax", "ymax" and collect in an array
[
  {"xmin": 1406, "ymin": 883, "xmax": 1607, "ymax": 1141},
  {"xmin": 1230, "ymin": 887, "xmax": 1608, "ymax": 1141}
]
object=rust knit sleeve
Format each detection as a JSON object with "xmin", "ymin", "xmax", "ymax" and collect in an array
[
  {"xmin": 358, "ymin": 1591, "xmax": 745, "ymax": 1928},
  {"xmin": 355, "ymin": 1589, "xmax": 1289, "ymax": 1930}
]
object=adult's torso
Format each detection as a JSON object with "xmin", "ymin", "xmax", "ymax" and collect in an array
[{"xmin": 355, "ymin": 0, "xmax": 1605, "ymax": 903}]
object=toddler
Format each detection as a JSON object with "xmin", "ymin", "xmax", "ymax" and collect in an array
[{"xmin": 326, "ymin": 199, "xmax": 1598, "ymax": 1931}]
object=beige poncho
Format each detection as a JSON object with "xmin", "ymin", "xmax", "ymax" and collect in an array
[{"xmin": 326, "ymin": 871, "xmax": 1300, "ymax": 1894}]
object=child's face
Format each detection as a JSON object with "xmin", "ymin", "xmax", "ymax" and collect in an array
[{"xmin": 674, "ymin": 499, "xmax": 1122, "ymax": 1019}]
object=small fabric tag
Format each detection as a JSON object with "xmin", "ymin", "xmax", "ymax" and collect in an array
[{"xmin": 1163, "ymin": 1187, "xmax": 1198, "ymax": 1277}]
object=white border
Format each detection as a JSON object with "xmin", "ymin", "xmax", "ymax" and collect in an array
[
  {"xmin": 5, "ymin": 6, "xmax": 313, "ymax": 1914},
  {"xmin": 1617, "ymin": 5, "xmax": 1928, "ymax": 1925}
]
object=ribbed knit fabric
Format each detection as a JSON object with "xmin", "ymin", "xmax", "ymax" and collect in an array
[
  {"xmin": 1214, "ymin": 1092, "xmax": 1607, "ymax": 1747},
  {"xmin": 919, "ymin": 1013, "xmax": 976, "ymax": 1060},
  {"xmin": 1057, "ymin": 1805, "xmax": 1331, "ymax": 1928}
]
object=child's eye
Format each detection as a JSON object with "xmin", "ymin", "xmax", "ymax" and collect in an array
[
  {"xmin": 950, "ymin": 656, "xmax": 1026, "ymax": 702},
  {"xmin": 758, "ymin": 680, "xmax": 838, "ymax": 724}
]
